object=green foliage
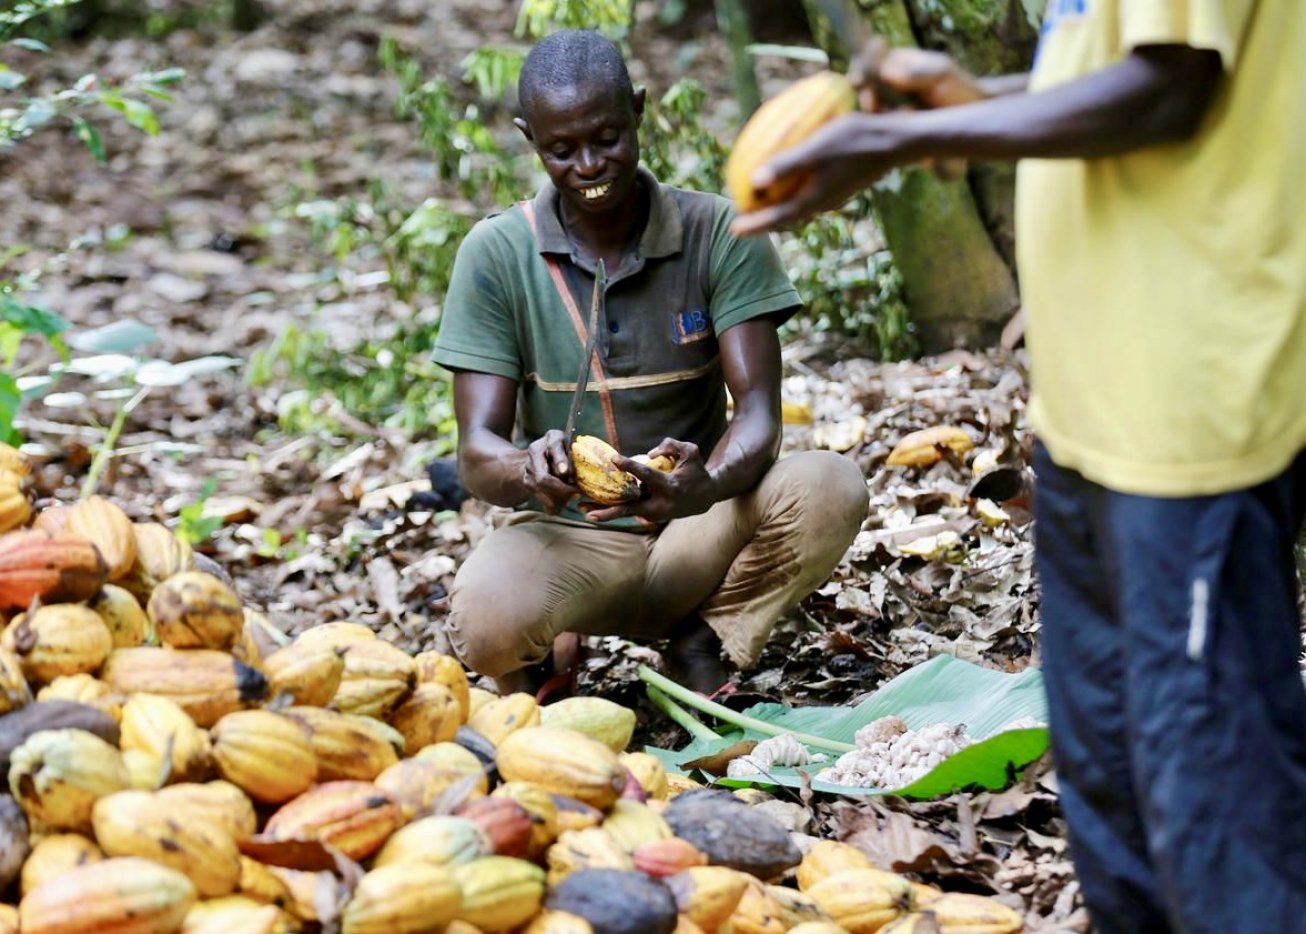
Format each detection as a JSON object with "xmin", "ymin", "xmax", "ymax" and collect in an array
[
  {"xmin": 176, "ymin": 477, "xmax": 224, "ymax": 546},
  {"xmin": 515, "ymin": 0, "xmax": 632, "ymax": 39}
]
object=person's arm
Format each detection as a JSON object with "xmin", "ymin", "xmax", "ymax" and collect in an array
[
  {"xmin": 453, "ymin": 370, "xmax": 579, "ymax": 513},
  {"xmin": 733, "ymin": 45, "xmax": 1222, "ymax": 234},
  {"xmin": 583, "ymin": 318, "xmax": 783, "ymax": 526}
]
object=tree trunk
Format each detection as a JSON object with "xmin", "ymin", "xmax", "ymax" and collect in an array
[{"xmin": 802, "ymin": 0, "xmax": 1040, "ymax": 351}]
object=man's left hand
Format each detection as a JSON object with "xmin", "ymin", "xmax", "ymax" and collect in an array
[{"xmin": 581, "ymin": 439, "xmax": 718, "ymax": 527}]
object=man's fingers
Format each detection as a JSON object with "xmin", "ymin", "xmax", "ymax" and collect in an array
[{"xmin": 730, "ymin": 198, "xmax": 808, "ymax": 237}]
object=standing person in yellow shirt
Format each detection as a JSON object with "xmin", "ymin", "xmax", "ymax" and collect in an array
[{"xmin": 734, "ymin": 2, "xmax": 1306, "ymax": 931}]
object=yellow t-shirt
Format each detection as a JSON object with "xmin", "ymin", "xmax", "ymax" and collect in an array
[{"xmin": 1017, "ymin": 0, "xmax": 1306, "ymax": 496}]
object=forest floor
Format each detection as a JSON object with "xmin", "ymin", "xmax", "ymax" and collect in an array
[{"xmin": 3, "ymin": 0, "xmax": 1087, "ymax": 928}]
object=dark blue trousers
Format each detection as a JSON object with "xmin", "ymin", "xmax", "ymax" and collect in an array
[{"xmin": 1034, "ymin": 443, "xmax": 1306, "ymax": 933}]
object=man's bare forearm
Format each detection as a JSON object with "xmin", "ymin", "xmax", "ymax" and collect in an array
[
  {"xmin": 890, "ymin": 48, "xmax": 1221, "ymax": 162},
  {"xmin": 975, "ymin": 73, "xmax": 1029, "ymax": 98}
]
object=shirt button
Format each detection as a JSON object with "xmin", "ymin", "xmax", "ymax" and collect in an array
[{"xmin": 609, "ymin": 322, "xmax": 620, "ymax": 333}]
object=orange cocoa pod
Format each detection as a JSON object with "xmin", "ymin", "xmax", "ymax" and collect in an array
[
  {"xmin": 633, "ymin": 837, "xmax": 708, "ymax": 878},
  {"xmin": 455, "ymin": 796, "xmax": 534, "ymax": 859},
  {"xmin": 0, "ymin": 529, "xmax": 109, "ymax": 611},
  {"xmin": 263, "ymin": 780, "xmax": 403, "ymax": 862}
]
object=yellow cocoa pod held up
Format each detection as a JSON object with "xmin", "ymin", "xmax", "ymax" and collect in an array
[{"xmin": 725, "ymin": 70, "xmax": 857, "ymax": 213}]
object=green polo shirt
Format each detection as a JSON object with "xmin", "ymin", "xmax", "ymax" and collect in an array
[{"xmin": 434, "ymin": 168, "xmax": 800, "ymax": 523}]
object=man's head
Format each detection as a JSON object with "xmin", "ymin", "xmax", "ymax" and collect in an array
[{"xmin": 515, "ymin": 30, "xmax": 647, "ymax": 217}]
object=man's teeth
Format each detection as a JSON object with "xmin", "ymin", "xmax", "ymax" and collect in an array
[{"xmin": 581, "ymin": 183, "xmax": 611, "ymax": 200}]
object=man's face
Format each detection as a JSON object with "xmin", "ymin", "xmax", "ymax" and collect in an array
[{"xmin": 517, "ymin": 82, "xmax": 645, "ymax": 217}]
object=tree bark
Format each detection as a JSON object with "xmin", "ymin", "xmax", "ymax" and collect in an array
[{"xmin": 802, "ymin": 0, "xmax": 1035, "ymax": 351}]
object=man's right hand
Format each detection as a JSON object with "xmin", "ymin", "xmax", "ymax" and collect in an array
[
  {"xmin": 522, "ymin": 429, "xmax": 580, "ymax": 513},
  {"xmin": 867, "ymin": 48, "xmax": 987, "ymax": 111}
]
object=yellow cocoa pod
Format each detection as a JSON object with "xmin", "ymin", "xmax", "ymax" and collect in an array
[
  {"xmin": 376, "ymin": 757, "xmax": 487, "ymax": 822},
  {"xmin": 331, "ymin": 638, "xmax": 417, "ymax": 719},
  {"xmin": 263, "ymin": 780, "xmax": 403, "ymax": 862},
  {"xmin": 210, "ymin": 709, "xmax": 318, "ymax": 804},
  {"xmin": 467, "ymin": 686, "xmax": 496, "ymax": 717},
  {"xmin": 522, "ymin": 910, "xmax": 595, "ymax": 934},
  {"xmin": 885, "ymin": 426, "xmax": 974, "ymax": 469},
  {"xmin": 570, "ymin": 435, "xmax": 641, "ymax": 505},
  {"xmin": 602, "ymin": 799, "xmax": 673, "ymax": 852},
  {"xmin": 340, "ymin": 862, "xmax": 463, "ymax": 934},
  {"xmin": 673, "ymin": 915, "xmax": 708, "ymax": 934},
  {"xmin": 155, "ymin": 781, "xmax": 258, "ymax": 842},
  {"xmin": 389, "ymin": 681, "xmax": 461, "ymax": 753},
  {"xmin": 879, "ymin": 914, "xmax": 940, "ymax": 933},
  {"xmin": 8, "ymin": 728, "xmax": 130, "ymax": 831},
  {"xmin": 797, "ymin": 840, "xmax": 877, "ymax": 891},
  {"xmin": 36, "ymin": 673, "xmax": 121, "ymax": 721},
  {"xmin": 263, "ymin": 866, "xmax": 336, "ymax": 923},
  {"xmin": 664, "ymin": 866, "xmax": 750, "ymax": 934},
  {"xmin": 806, "ymin": 869, "xmax": 915, "ymax": 934},
  {"xmin": 730, "ymin": 877, "xmax": 790, "ymax": 934},
  {"xmin": 62, "ymin": 495, "xmax": 136, "ymax": 581},
  {"xmin": 451, "ymin": 856, "xmax": 546, "ymax": 933},
  {"xmin": 788, "ymin": 925, "xmax": 852, "ymax": 934},
  {"xmin": 18, "ymin": 856, "xmax": 197, "ymax": 934},
  {"xmin": 0, "ymin": 469, "xmax": 31, "ymax": 536},
  {"xmin": 545, "ymin": 826, "xmax": 633, "ymax": 886},
  {"xmin": 619, "ymin": 751, "xmax": 669, "ymax": 800},
  {"xmin": 120, "ymin": 692, "xmax": 214, "ymax": 784},
  {"xmin": 119, "ymin": 521, "xmax": 194, "ymax": 604},
  {"xmin": 238, "ymin": 856, "xmax": 296, "ymax": 910},
  {"xmin": 446, "ymin": 923, "xmax": 485, "ymax": 934},
  {"xmin": 725, "ymin": 70, "xmax": 857, "ymax": 212},
  {"xmin": 20, "ymin": 832, "xmax": 104, "ymax": 896},
  {"xmin": 282, "ymin": 705, "xmax": 402, "ymax": 782},
  {"xmin": 100, "ymin": 646, "xmax": 268, "ymax": 727},
  {"xmin": 122, "ymin": 748, "xmax": 167, "ymax": 790},
  {"xmin": 496, "ymin": 727, "xmax": 626, "ymax": 810},
  {"xmin": 261, "ymin": 642, "xmax": 344, "ymax": 706},
  {"xmin": 88, "ymin": 582, "xmax": 153, "ymax": 648},
  {"xmin": 492, "ymin": 780, "xmax": 559, "ymax": 857},
  {"xmin": 665, "ymin": 773, "xmax": 703, "ymax": 798},
  {"xmin": 2, "ymin": 604, "xmax": 113, "ymax": 684},
  {"xmin": 0, "ymin": 904, "xmax": 16, "ymax": 934},
  {"xmin": 148, "ymin": 570, "xmax": 244, "ymax": 650},
  {"xmin": 373, "ymin": 814, "xmax": 490, "ymax": 870},
  {"xmin": 466, "ymin": 691, "xmax": 539, "ymax": 746},
  {"xmin": 92, "ymin": 788, "xmax": 242, "ymax": 897},
  {"xmin": 0, "ymin": 645, "xmax": 31, "ymax": 715},
  {"xmin": 234, "ymin": 607, "xmax": 290, "ymax": 668},
  {"xmin": 0, "ymin": 441, "xmax": 31, "ymax": 477},
  {"xmin": 540, "ymin": 696, "xmax": 636, "ymax": 753},
  {"xmin": 293, "ymin": 621, "xmax": 376, "ymax": 651},
  {"xmin": 768, "ymin": 884, "xmax": 833, "ymax": 928},
  {"xmin": 182, "ymin": 896, "xmax": 295, "ymax": 934},
  {"xmin": 909, "ymin": 882, "xmax": 944, "ymax": 906},
  {"xmin": 414, "ymin": 650, "xmax": 470, "ymax": 720},
  {"xmin": 912, "ymin": 892, "xmax": 1023, "ymax": 933}
]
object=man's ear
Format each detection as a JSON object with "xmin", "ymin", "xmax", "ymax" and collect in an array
[
  {"xmin": 633, "ymin": 87, "xmax": 647, "ymax": 127},
  {"xmin": 513, "ymin": 116, "xmax": 534, "ymax": 144}
]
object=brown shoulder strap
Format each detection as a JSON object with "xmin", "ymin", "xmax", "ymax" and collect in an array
[{"xmin": 518, "ymin": 200, "xmax": 621, "ymax": 448}]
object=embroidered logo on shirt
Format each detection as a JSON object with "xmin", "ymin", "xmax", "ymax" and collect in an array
[{"xmin": 672, "ymin": 309, "xmax": 712, "ymax": 345}]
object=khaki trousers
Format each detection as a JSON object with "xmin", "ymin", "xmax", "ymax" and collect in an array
[{"xmin": 446, "ymin": 450, "xmax": 868, "ymax": 677}]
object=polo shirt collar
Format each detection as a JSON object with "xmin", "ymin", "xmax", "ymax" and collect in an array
[{"xmin": 529, "ymin": 165, "xmax": 684, "ymax": 262}]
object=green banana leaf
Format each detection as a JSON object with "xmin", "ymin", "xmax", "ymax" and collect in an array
[{"xmin": 644, "ymin": 655, "xmax": 1050, "ymax": 799}]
